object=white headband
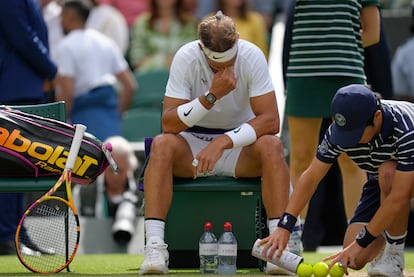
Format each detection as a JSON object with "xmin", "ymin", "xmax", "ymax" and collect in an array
[{"xmin": 200, "ymin": 40, "xmax": 238, "ymax": 63}]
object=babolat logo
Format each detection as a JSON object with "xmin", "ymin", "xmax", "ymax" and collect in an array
[{"xmin": 0, "ymin": 128, "xmax": 98, "ymax": 177}]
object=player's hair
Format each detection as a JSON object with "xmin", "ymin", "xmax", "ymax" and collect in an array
[{"xmin": 198, "ymin": 11, "xmax": 238, "ymax": 52}]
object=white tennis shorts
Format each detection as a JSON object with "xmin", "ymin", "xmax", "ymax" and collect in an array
[{"xmin": 179, "ymin": 131, "xmax": 242, "ymax": 177}]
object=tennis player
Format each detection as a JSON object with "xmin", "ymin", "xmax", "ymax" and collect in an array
[{"xmin": 139, "ymin": 11, "xmax": 301, "ymax": 275}]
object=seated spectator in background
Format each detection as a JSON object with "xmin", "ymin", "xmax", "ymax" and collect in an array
[
  {"xmin": 182, "ymin": 0, "xmax": 198, "ymax": 18},
  {"xmin": 74, "ymin": 136, "xmax": 140, "ymax": 218},
  {"xmin": 128, "ymin": 0, "xmax": 197, "ymax": 73},
  {"xmin": 87, "ymin": 0, "xmax": 129, "ymax": 55},
  {"xmin": 55, "ymin": 0, "xmax": 136, "ymax": 141},
  {"xmin": 215, "ymin": 0, "xmax": 269, "ymax": 58},
  {"xmin": 99, "ymin": 0, "xmax": 148, "ymax": 29},
  {"xmin": 195, "ymin": 0, "xmax": 215, "ymax": 20},
  {"xmin": 391, "ymin": 13, "xmax": 414, "ymax": 101},
  {"xmin": 251, "ymin": 0, "xmax": 286, "ymax": 35}
]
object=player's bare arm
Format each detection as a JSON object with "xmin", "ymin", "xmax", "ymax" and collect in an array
[
  {"xmin": 261, "ymin": 158, "xmax": 331, "ymax": 259},
  {"xmin": 324, "ymin": 170, "xmax": 414, "ymax": 273},
  {"xmin": 248, "ymin": 91, "xmax": 280, "ymax": 136},
  {"xmin": 360, "ymin": 5, "xmax": 380, "ymax": 47}
]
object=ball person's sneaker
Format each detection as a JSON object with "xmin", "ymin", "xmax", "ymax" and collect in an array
[
  {"xmin": 367, "ymin": 242, "xmax": 404, "ymax": 277},
  {"xmin": 139, "ymin": 236, "xmax": 169, "ymax": 275}
]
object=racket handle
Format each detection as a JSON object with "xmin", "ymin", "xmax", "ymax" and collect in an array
[{"xmin": 66, "ymin": 124, "xmax": 87, "ymax": 170}]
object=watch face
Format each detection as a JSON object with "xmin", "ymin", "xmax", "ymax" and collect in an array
[{"xmin": 205, "ymin": 93, "xmax": 216, "ymax": 104}]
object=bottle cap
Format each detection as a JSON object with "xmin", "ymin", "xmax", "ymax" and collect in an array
[
  {"xmin": 224, "ymin": 221, "xmax": 232, "ymax": 231},
  {"xmin": 204, "ymin": 221, "xmax": 213, "ymax": 231}
]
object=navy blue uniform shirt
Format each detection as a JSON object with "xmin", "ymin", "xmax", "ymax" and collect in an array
[{"xmin": 318, "ymin": 100, "xmax": 414, "ymax": 178}]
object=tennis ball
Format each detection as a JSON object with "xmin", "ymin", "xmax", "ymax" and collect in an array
[
  {"xmin": 329, "ymin": 262, "xmax": 344, "ymax": 277},
  {"xmin": 296, "ymin": 262, "xmax": 313, "ymax": 277},
  {"xmin": 313, "ymin": 262, "xmax": 329, "ymax": 277}
]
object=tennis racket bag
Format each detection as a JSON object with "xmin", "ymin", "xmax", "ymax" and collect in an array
[{"xmin": 0, "ymin": 107, "xmax": 112, "ymax": 185}]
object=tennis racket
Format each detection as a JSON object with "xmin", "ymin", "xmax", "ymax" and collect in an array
[{"xmin": 15, "ymin": 124, "xmax": 86, "ymax": 273}]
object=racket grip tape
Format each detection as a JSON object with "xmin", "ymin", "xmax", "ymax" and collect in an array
[{"xmin": 65, "ymin": 124, "xmax": 87, "ymax": 170}]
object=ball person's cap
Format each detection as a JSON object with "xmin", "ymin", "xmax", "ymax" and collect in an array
[{"xmin": 330, "ymin": 84, "xmax": 379, "ymax": 147}]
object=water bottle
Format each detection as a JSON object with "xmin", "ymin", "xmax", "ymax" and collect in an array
[
  {"xmin": 199, "ymin": 221, "xmax": 218, "ymax": 274},
  {"xmin": 218, "ymin": 222, "xmax": 237, "ymax": 275}
]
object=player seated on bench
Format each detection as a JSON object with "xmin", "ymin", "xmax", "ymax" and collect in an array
[{"xmin": 139, "ymin": 11, "xmax": 301, "ymax": 275}]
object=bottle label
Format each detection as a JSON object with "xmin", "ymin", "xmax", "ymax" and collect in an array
[
  {"xmin": 199, "ymin": 243, "xmax": 218, "ymax": 255},
  {"xmin": 251, "ymin": 239, "xmax": 303, "ymax": 273},
  {"xmin": 218, "ymin": 244, "xmax": 237, "ymax": 256}
]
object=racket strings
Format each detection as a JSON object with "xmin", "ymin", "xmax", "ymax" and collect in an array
[{"xmin": 17, "ymin": 198, "xmax": 79, "ymax": 273}]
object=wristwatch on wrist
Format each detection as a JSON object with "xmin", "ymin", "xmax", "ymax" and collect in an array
[{"xmin": 204, "ymin": 91, "xmax": 217, "ymax": 104}]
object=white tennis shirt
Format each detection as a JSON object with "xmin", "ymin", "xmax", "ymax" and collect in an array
[{"xmin": 166, "ymin": 39, "xmax": 274, "ymax": 130}]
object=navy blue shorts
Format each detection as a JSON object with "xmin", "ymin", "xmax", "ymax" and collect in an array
[{"xmin": 349, "ymin": 178, "xmax": 381, "ymax": 224}]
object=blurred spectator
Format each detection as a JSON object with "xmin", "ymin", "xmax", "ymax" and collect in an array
[
  {"xmin": 215, "ymin": 0, "xmax": 269, "ymax": 58},
  {"xmin": 251, "ymin": 0, "xmax": 286, "ymax": 32},
  {"xmin": 195, "ymin": 0, "xmax": 215, "ymax": 20},
  {"xmin": 99, "ymin": 0, "xmax": 148, "ymax": 28},
  {"xmin": 55, "ymin": 0, "xmax": 136, "ymax": 141},
  {"xmin": 0, "ymin": 0, "xmax": 58, "ymax": 255},
  {"xmin": 38, "ymin": 0, "xmax": 64, "ymax": 60},
  {"xmin": 87, "ymin": 0, "xmax": 129, "ymax": 55},
  {"xmin": 391, "ymin": 11, "xmax": 414, "ymax": 101},
  {"xmin": 128, "ymin": 0, "xmax": 197, "ymax": 73},
  {"xmin": 182, "ymin": 0, "xmax": 199, "ymax": 18}
]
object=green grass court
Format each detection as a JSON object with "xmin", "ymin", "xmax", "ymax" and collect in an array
[{"xmin": 0, "ymin": 251, "xmax": 413, "ymax": 276}]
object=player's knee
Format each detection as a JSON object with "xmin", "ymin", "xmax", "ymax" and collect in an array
[
  {"xmin": 150, "ymin": 134, "xmax": 177, "ymax": 159},
  {"xmin": 256, "ymin": 135, "xmax": 285, "ymax": 158}
]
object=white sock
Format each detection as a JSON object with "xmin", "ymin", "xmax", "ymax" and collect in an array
[
  {"xmin": 268, "ymin": 218, "xmax": 279, "ymax": 233},
  {"xmin": 385, "ymin": 230, "xmax": 407, "ymax": 250},
  {"xmin": 145, "ymin": 219, "xmax": 165, "ymax": 242}
]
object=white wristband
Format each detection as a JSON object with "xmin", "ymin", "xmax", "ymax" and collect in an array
[
  {"xmin": 177, "ymin": 97, "xmax": 209, "ymax": 127},
  {"xmin": 225, "ymin": 123, "xmax": 257, "ymax": 148}
]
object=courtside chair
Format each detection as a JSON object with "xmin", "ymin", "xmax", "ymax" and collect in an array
[
  {"xmin": 130, "ymin": 70, "xmax": 169, "ymax": 110},
  {"xmin": 121, "ymin": 109, "xmax": 162, "ymax": 142},
  {"xmin": 0, "ymin": 101, "xmax": 66, "ymax": 192}
]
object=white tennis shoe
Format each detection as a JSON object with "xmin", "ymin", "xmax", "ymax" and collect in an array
[
  {"xmin": 367, "ymin": 242, "xmax": 404, "ymax": 277},
  {"xmin": 139, "ymin": 236, "xmax": 169, "ymax": 275}
]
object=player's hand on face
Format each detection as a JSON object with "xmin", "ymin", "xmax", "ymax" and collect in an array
[{"xmin": 210, "ymin": 66, "xmax": 236, "ymax": 98}]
